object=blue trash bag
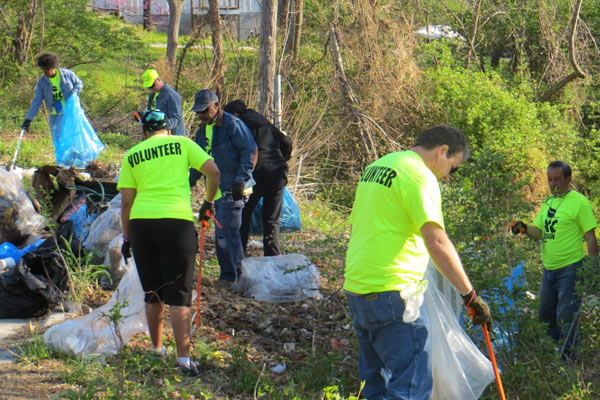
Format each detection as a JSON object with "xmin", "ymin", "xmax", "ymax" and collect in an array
[
  {"xmin": 55, "ymin": 93, "xmax": 105, "ymax": 168},
  {"xmin": 0, "ymin": 238, "xmax": 44, "ymax": 265},
  {"xmin": 249, "ymin": 187, "xmax": 302, "ymax": 236},
  {"xmin": 462, "ymin": 262, "xmax": 527, "ymax": 352}
]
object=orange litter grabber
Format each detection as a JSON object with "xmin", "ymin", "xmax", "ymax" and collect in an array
[
  {"xmin": 482, "ymin": 324, "xmax": 507, "ymax": 400},
  {"xmin": 468, "ymin": 308, "xmax": 507, "ymax": 400},
  {"xmin": 192, "ymin": 210, "xmax": 221, "ymax": 334}
]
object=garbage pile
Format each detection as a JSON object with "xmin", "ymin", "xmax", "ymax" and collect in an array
[{"xmin": 0, "ymin": 165, "xmax": 124, "ymax": 319}]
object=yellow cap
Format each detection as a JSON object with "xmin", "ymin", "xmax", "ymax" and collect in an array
[{"xmin": 142, "ymin": 68, "xmax": 159, "ymax": 88}]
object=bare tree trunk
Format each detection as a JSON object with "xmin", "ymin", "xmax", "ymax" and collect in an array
[
  {"xmin": 329, "ymin": 24, "xmax": 376, "ymax": 162},
  {"xmin": 13, "ymin": 0, "xmax": 37, "ymax": 65},
  {"xmin": 143, "ymin": 0, "xmax": 152, "ymax": 31},
  {"xmin": 166, "ymin": 0, "xmax": 185, "ymax": 70},
  {"xmin": 208, "ymin": 0, "xmax": 224, "ymax": 96},
  {"xmin": 291, "ymin": 0, "xmax": 303, "ymax": 59},
  {"xmin": 258, "ymin": 0, "xmax": 278, "ymax": 119},
  {"xmin": 278, "ymin": 0, "xmax": 290, "ymax": 28},
  {"xmin": 539, "ymin": 0, "xmax": 586, "ymax": 102},
  {"xmin": 465, "ymin": 0, "xmax": 481, "ymax": 70}
]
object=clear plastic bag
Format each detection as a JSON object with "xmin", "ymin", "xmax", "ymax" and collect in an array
[
  {"xmin": 44, "ymin": 255, "xmax": 147, "ymax": 357},
  {"xmin": 424, "ymin": 262, "xmax": 495, "ymax": 399},
  {"xmin": 83, "ymin": 194, "xmax": 122, "ymax": 257},
  {"xmin": 233, "ymin": 253, "xmax": 320, "ymax": 302},
  {"xmin": 102, "ymin": 234, "xmax": 128, "ymax": 288},
  {"xmin": 0, "ymin": 169, "xmax": 45, "ymax": 244},
  {"xmin": 55, "ymin": 93, "xmax": 105, "ymax": 168}
]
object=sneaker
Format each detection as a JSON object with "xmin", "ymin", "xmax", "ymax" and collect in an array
[
  {"xmin": 213, "ymin": 279, "xmax": 234, "ymax": 290},
  {"xmin": 152, "ymin": 346, "xmax": 167, "ymax": 358},
  {"xmin": 176, "ymin": 360, "xmax": 202, "ymax": 376}
]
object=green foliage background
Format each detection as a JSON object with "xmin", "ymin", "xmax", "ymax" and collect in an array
[{"xmin": 2, "ymin": 0, "xmax": 600, "ymax": 398}]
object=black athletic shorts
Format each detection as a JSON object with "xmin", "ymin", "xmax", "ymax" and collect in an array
[{"xmin": 129, "ymin": 218, "xmax": 197, "ymax": 306}]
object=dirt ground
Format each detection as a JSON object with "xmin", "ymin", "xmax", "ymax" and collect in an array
[
  {"xmin": 0, "ymin": 359, "xmax": 72, "ymax": 399},
  {"xmin": 0, "ymin": 149, "xmax": 354, "ymax": 399},
  {"xmin": 0, "ymin": 206, "xmax": 352, "ymax": 400}
]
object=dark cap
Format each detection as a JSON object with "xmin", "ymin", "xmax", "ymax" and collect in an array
[
  {"xmin": 192, "ymin": 89, "xmax": 219, "ymax": 112},
  {"xmin": 223, "ymin": 99, "xmax": 247, "ymax": 115}
]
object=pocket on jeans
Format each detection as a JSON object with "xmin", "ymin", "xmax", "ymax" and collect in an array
[{"xmin": 357, "ymin": 292, "xmax": 402, "ymax": 328}]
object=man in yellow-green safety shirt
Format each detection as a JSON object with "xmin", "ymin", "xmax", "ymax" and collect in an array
[
  {"xmin": 510, "ymin": 160, "xmax": 598, "ymax": 360},
  {"xmin": 344, "ymin": 125, "xmax": 492, "ymax": 400},
  {"xmin": 142, "ymin": 68, "xmax": 186, "ymax": 136}
]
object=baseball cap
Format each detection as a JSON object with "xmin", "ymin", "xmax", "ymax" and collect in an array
[
  {"xmin": 192, "ymin": 89, "xmax": 219, "ymax": 112},
  {"xmin": 142, "ymin": 69, "xmax": 159, "ymax": 88}
]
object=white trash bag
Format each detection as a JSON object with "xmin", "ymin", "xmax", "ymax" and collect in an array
[
  {"xmin": 233, "ymin": 253, "xmax": 321, "ymax": 303},
  {"xmin": 83, "ymin": 193, "xmax": 122, "ymax": 257},
  {"xmin": 44, "ymin": 256, "xmax": 146, "ymax": 357},
  {"xmin": 425, "ymin": 261, "xmax": 495, "ymax": 399}
]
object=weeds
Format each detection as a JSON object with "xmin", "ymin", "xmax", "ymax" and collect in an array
[{"xmin": 59, "ymin": 235, "xmax": 111, "ymax": 305}]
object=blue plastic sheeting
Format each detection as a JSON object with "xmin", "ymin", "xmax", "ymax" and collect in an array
[
  {"xmin": 249, "ymin": 187, "xmax": 302, "ymax": 235},
  {"xmin": 463, "ymin": 262, "xmax": 527, "ymax": 353},
  {"xmin": 55, "ymin": 93, "xmax": 105, "ymax": 168},
  {"xmin": 0, "ymin": 238, "xmax": 45, "ymax": 264}
]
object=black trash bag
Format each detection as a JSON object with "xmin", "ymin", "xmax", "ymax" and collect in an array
[
  {"xmin": 23, "ymin": 221, "xmax": 81, "ymax": 292},
  {"xmin": 0, "ymin": 221, "xmax": 79, "ymax": 319},
  {"xmin": 0, "ymin": 263, "xmax": 64, "ymax": 319}
]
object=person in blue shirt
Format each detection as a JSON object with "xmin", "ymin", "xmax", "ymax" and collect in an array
[
  {"xmin": 21, "ymin": 53, "xmax": 83, "ymax": 145},
  {"xmin": 142, "ymin": 69, "xmax": 186, "ymax": 136},
  {"xmin": 190, "ymin": 89, "xmax": 257, "ymax": 289}
]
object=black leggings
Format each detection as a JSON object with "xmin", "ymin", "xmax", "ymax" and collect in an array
[{"xmin": 130, "ymin": 218, "xmax": 197, "ymax": 306}]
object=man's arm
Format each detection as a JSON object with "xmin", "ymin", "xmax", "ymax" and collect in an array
[
  {"xmin": 421, "ymin": 222, "xmax": 472, "ymax": 296},
  {"xmin": 525, "ymin": 225, "xmax": 543, "ymax": 240},
  {"xmin": 421, "ymin": 221, "xmax": 492, "ymax": 328},
  {"xmin": 584, "ymin": 229, "xmax": 599, "ymax": 256},
  {"xmin": 163, "ymin": 91, "xmax": 183, "ymax": 132},
  {"xmin": 231, "ymin": 121, "xmax": 257, "ymax": 183}
]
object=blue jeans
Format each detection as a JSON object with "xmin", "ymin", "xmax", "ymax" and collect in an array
[
  {"xmin": 215, "ymin": 195, "xmax": 244, "ymax": 281},
  {"xmin": 346, "ymin": 291, "xmax": 432, "ymax": 400},
  {"xmin": 539, "ymin": 260, "xmax": 582, "ymax": 356}
]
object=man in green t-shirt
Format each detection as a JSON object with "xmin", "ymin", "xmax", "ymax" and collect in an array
[
  {"xmin": 510, "ymin": 161, "xmax": 598, "ymax": 359},
  {"xmin": 344, "ymin": 125, "xmax": 492, "ymax": 400}
]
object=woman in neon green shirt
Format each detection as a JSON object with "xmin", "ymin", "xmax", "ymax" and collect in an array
[{"xmin": 117, "ymin": 110, "xmax": 219, "ymax": 376}]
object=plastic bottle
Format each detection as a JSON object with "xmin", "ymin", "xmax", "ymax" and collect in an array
[{"xmin": 0, "ymin": 257, "xmax": 16, "ymax": 271}]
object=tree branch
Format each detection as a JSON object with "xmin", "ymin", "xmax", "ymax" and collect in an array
[{"xmin": 539, "ymin": 0, "xmax": 586, "ymax": 102}]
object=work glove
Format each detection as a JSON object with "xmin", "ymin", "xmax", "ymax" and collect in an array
[
  {"xmin": 198, "ymin": 200, "xmax": 215, "ymax": 222},
  {"xmin": 509, "ymin": 220, "xmax": 528, "ymax": 235},
  {"xmin": 21, "ymin": 119, "xmax": 32, "ymax": 132},
  {"xmin": 121, "ymin": 239, "xmax": 132, "ymax": 264},
  {"xmin": 232, "ymin": 181, "xmax": 245, "ymax": 201},
  {"xmin": 462, "ymin": 288, "xmax": 493, "ymax": 330}
]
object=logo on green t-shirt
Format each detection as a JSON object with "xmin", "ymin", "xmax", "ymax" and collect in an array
[
  {"xmin": 535, "ymin": 190, "xmax": 598, "ymax": 269},
  {"xmin": 49, "ymin": 70, "xmax": 64, "ymax": 115},
  {"xmin": 127, "ymin": 141, "xmax": 182, "ymax": 168},
  {"xmin": 358, "ymin": 165, "xmax": 397, "ymax": 188}
]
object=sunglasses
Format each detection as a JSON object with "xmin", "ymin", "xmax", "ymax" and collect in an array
[{"xmin": 196, "ymin": 108, "xmax": 209, "ymax": 115}]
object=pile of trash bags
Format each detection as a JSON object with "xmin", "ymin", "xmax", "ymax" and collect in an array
[{"xmin": 0, "ymin": 166, "xmax": 123, "ymax": 319}]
